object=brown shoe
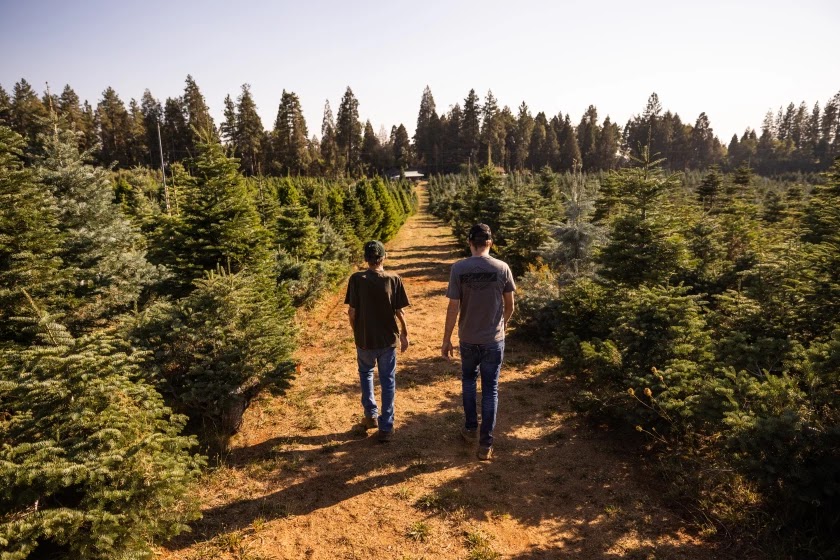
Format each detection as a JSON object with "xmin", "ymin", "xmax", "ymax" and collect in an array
[
  {"xmin": 477, "ymin": 446, "xmax": 493, "ymax": 460},
  {"xmin": 460, "ymin": 427, "xmax": 478, "ymax": 443},
  {"xmin": 363, "ymin": 415, "xmax": 378, "ymax": 430},
  {"xmin": 378, "ymin": 429, "xmax": 393, "ymax": 443}
]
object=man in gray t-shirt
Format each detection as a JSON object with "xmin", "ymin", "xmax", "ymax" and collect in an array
[{"xmin": 442, "ymin": 223, "xmax": 515, "ymax": 460}]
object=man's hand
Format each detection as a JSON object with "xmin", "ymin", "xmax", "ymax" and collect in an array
[
  {"xmin": 441, "ymin": 339, "xmax": 455, "ymax": 360},
  {"xmin": 400, "ymin": 333, "xmax": 410, "ymax": 352}
]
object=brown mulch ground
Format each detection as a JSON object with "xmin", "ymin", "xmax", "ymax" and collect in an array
[{"xmin": 158, "ymin": 185, "xmax": 741, "ymax": 560}]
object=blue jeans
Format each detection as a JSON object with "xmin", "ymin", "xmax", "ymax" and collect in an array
[
  {"xmin": 460, "ymin": 340, "xmax": 505, "ymax": 448},
  {"xmin": 357, "ymin": 346, "xmax": 397, "ymax": 432}
]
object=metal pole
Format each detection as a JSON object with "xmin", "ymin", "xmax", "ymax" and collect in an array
[{"xmin": 157, "ymin": 122, "xmax": 171, "ymax": 214}]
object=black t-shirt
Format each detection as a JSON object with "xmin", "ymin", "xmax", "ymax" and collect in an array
[{"xmin": 344, "ymin": 269, "xmax": 410, "ymax": 349}]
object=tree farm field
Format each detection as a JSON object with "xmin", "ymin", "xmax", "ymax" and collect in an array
[{"xmin": 157, "ymin": 185, "xmax": 740, "ymax": 560}]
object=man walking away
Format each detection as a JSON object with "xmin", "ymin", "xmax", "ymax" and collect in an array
[
  {"xmin": 345, "ymin": 240, "xmax": 410, "ymax": 442},
  {"xmin": 441, "ymin": 224, "xmax": 515, "ymax": 460}
]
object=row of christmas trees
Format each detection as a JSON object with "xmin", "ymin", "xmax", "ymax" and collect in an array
[
  {"xmin": 0, "ymin": 123, "xmax": 416, "ymax": 558},
  {"xmin": 429, "ymin": 159, "xmax": 840, "ymax": 556}
]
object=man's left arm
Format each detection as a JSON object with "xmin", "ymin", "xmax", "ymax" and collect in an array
[
  {"xmin": 396, "ymin": 308, "xmax": 410, "ymax": 352},
  {"xmin": 503, "ymin": 291, "xmax": 515, "ymax": 328}
]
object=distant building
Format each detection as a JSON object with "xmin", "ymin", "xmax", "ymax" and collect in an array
[{"xmin": 389, "ymin": 170, "xmax": 425, "ymax": 181}]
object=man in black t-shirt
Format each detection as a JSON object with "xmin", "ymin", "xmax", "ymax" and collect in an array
[{"xmin": 345, "ymin": 240, "xmax": 410, "ymax": 442}]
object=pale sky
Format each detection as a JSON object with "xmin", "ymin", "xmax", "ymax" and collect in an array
[{"xmin": 2, "ymin": 0, "xmax": 839, "ymax": 142}]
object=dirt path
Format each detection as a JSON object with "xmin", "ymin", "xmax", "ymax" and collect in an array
[{"xmin": 160, "ymin": 186, "xmax": 729, "ymax": 560}]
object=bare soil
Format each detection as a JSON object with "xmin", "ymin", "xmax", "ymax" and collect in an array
[{"xmin": 158, "ymin": 185, "xmax": 737, "ymax": 560}]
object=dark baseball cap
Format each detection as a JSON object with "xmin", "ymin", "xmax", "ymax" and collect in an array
[
  {"xmin": 468, "ymin": 223, "xmax": 492, "ymax": 243},
  {"xmin": 364, "ymin": 240, "xmax": 386, "ymax": 260}
]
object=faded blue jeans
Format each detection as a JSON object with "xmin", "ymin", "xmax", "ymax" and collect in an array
[
  {"xmin": 460, "ymin": 340, "xmax": 505, "ymax": 448},
  {"xmin": 357, "ymin": 346, "xmax": 397, "ymax": 432}
]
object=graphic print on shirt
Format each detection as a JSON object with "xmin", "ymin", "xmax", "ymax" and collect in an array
[{"xmin": 460, "ymin": 267, "xmax": 498, "ymax": 292}]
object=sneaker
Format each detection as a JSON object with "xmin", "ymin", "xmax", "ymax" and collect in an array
[
  {"xmin": 363, "ymin": 415, "xmax": 378, "ymax": 430},
  {"xmin": 378, "ymin": 429, "xmax": 393, "ymax": 443},
  {"xmin": 477, "ymin": 446, "xmax": 493, "ymax": 461},
  {"xmin": 460, "ymin": 427, "xmax": 478, "ymax": 443}
]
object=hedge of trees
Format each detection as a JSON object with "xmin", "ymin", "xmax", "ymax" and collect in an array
[
  {"xmin": 429, "ymin": 158, "xmax": 839, "ymax": 557},
  {"xmin": 0, "ymin": 122, "xmax": 416, "ymax": 558}
]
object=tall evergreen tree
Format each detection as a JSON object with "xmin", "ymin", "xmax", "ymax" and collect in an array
[
  {"xmin": 10, "ymin": 79, "xmax": 49, "ymax": 150},
  {"xmin": 140, "ymin": 89, "xmax": 163, "ymax": 168},
  {"xmin": 0, "ymin": 85, "xmax": 11, "ymax": 127},
  {"xmin": 320, "ymin": 99, "xmax": 339, "ymax": 177},
  {"xmin": 557, "ymin": 114, "xmax": 582, "ymax": 170},
  {"xmin": 577, "ymin": 105, "xmax": 600, "ymax": 171},
  {"xmin": 234, "ymin": 83, "xmax": 266, "ymax": 175},
  {"xmin": 461, "ymin": 89, "xmax": 482, "ymax": 170},
  {"xmin": 481, "ymin": 90, "xmax": 505, "ymax": 166},
  {"xmin": 414, "ymin": 85, "xmax": 437, "ymax": 165},
  {"xmin": 182, "ymin": 74, "xmax": 216, "ymax": 152},
  {"xmin": 272, "ymin": 90, "xmax": 310, "ymax": 175},
  {"xmin": 96, "ymin": 87, "xmax": 133, "ymax": 167},
  {"xmin": 392, "ymin": 123, "xmax": 411, "ymax": 170},
  {"xmin": 361, "ymin": 120, "xmax": 380, "ymax": 173},
  {"xmin": 162, "ymin": 96, "xmax": 189, "ymax": 163},
  {"xmin": 336, "ymin": 86, "xmax": 363, "ymax": 175},
  {"xmin": 513, "ymin": 101, "xmax": 534, "ymax": 171}
]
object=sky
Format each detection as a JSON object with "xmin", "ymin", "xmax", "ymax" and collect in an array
[{"xmin": 2, "ymin": 0, "xmax": 839, "ymax": 143}]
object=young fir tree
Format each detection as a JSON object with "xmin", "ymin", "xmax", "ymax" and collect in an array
[
  {"xmin": 0, "ymin": 127, "xmax": 65, "ymax": 342},
  {"xmin": 132, "ymin": 268, "xmax": 295, "ymax": 454},
  {"xmin": 35, "ymin": 130, "xmax": 161, "ymax": 331},
  {"xmin": 272, "ymin": 179, "xmax": 320, "ymax": 259},
  {"xmin": 167, "ymin": 134, "xmax": 272, "ymax": 291},
  {"xmin": 0, "ymin": 299, "xmax": 203, "ymax": 559},
  {"xmin": 595, "ymin": 148, "xmax": 686, "ymax": 286},
  {"xmin": 355, "ymin": 178, "xmax": 385, "ymax": 241},
  {"xmin": 372, "ymin": 177, "xmax": 402, "ymax": 241}
]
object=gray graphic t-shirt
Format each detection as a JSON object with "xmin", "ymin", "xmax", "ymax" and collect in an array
[{"xmin": 446, "ymin": 255, "xmax": 516, "ymax": 344}]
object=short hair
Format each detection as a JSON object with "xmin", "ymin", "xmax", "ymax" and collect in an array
[{"xmin": 468, "ymin": 223, "xmax": 492, "ymax": 245}]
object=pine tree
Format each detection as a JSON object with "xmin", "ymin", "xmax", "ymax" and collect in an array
[
  {"xmin": 0, "ymin": 302, "xmax": 202, "ymax": 559},
  {"xmin": 140, "ymin": 89, "xmax": 163, "ymax": 167},
  {"xmin": 361, "ymin": 120, "xmax": 380, "ymax": 173},
  {"xmin": 56, "ymin": 85, "xmax": 84, "ymax": 136},
  {"xmin": 414, "ymin": 85, "xmax": 437, "ymax": 165},
  {"xmin": 557, "ymin": 115, "xmax": 582, "ymax": 171},
  {"xmin": 697, "ymin": 165, "xmax": 723, "ymax": 209},
  {"xmin": 320, "ymin": 100, "xmax": 339, "ymax": 177},
  {"xmin": 9, "ymin": 79, "xmax": 49, "ymax": 150},
  {"xmin": 336, "ymin": 87, "xmax": 363, "ymax": 175},
  {"xmin": 234, "ymin": 84, "xmax": 266, "ymax": 175},
  {"xmin": 513, "ymin": 102, "xmax": 534, "ymax": 171},
  {"xmin": 36, "ymin": 130, "xmax": 161, "ymax": 331},
  {"xmin": 577, "ymin": 105, "xmax": 600, "ymax": 171},
  {"xmin": 461, "ymin": 89, "xmax": 482, "ymax": 170},
  {"xmin": 162, "ymin": 96, "xmax": 189, "ymax": 162},
  {"xmin": 595, "ymin": 116, "xmax": 620, "ymax": 170},
  {"xmin": 0, "ymin": 127, "xmax": 65, "ymax": 342},
  {"xmin": 182, "ymin": 74, "xmax": 216, "ymax": 153},
  {"xmin": 392, "ymin": 124, "xmax": 411, "ymax": 170},
  {"xmin": 96, "ymin": 87, "xmax": 134, "ymax": 167},
  {"xmin": 481, "ymin": 90, "xmax": 505, "ymax": 166},
  {"xmin": 272, "ymin": 90, "xmax": 310, "ymax": 175},
  {"xmin": 0, "ymin": 85, "xmax": 11, "ymax": 126}
]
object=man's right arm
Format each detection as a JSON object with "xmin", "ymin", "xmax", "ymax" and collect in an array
[
  {"xmin": 348, "ymin": 306, "xmax": 356, "ymax": 329},
  {"xmin": 441, "ymin": 298, "xmax": 460, "ymax": 359}
]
